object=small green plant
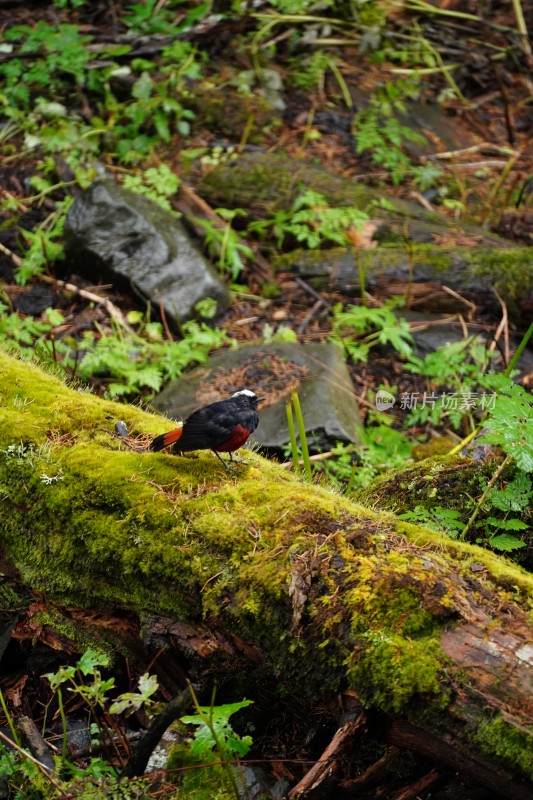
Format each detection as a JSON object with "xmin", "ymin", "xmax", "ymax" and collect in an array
[
  {"xmin": 249, "ymin": 188, "xmax": 370, "ymax": 250},
  {"xmin": 123, "ymin": 164, "xmax": 181, "ymax": 211},
  {"xmin": 0, "ymin": 306, "xmax": 229, "ymax": 399},
  {"xmin": 286, "ymin": 391, "xmax": 312, "ymax": 480},
  {"xmin": 399, "ymin": 505, "xmax": 466, "ymax": 537},
  {"xmin": 113, "ymin": 68, "xmax": 197, "ymax": 163},
  {"xmin": 37, "ymin": 649, "xmax": 255, "ymax": 795},
  {"xmin": 72, "ymin": 318, "xmax": 229, "ymax": 398},
  {"xmin": 15, "ymin": 197, "xmax": 73, "ymax": 285},
  {"xmin": 123, "ymin": 0, "xmax": 182, "ymax": 35},
  {"xmin": 194, "ymin": 210, "xmax": 254, "ymax": 280},
  {"xmin": 352, "ymin": 79, "xmax": 428, "ymax": 186},
  {"xmin": 460, "ymin": 377, "xmax": 533, "ymax": 551},
  {"xmin": 1, "ymin": 22, "xmax": 93, "ymax": 111},
  {"xmin": 329, "ymin": 298, "xmax": 414, "ymax": 362},
  {"xmin": 319, "ymin": 416, "xmax": 413, "ymax": 491},
  {"xmin": 172, "ymin": 687, "xmax": 254, "ymax": 799},
  {"xmin": 396, "ymin": 372, "xmax": 532, "ymax": 555},
  {"xmin": 404, "ymin": 337, "xmax": 497, "ymax": 430}
]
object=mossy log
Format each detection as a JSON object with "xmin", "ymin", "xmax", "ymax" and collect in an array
[
  {"xmin": 198, "ymin": 151, "xmax": 509, "ymax": 246},
  {"xmin": 1, "ymin": 350, "xmax": 532, "ymax": 796}
]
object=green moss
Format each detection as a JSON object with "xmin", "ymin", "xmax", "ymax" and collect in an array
[
  {"xmin": 347, "ymin": 632, "xmax": 448, "ymax": 713},
  {"xmin": 474, "ymin": 715, "xmax": 533, "ymax": 779},
  {"xmin": 194, "ymin": 87, "xmax": 281, "ymax": 144},
  {"xmin": 1, "ymin": 349, "xmax": 533, "ymax": 771}
]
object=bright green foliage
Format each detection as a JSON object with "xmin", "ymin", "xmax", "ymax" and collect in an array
[
  {"xmin": 54, "ymin": 0, "xmax": 87, "ymax": 7},
  {"xmin": 479, "ymin": 377, "xmax": 533, "ymax": 473},
  {"xmin": 172, "ymin": 697, "xmax": 254, "ymax": 798},
  {"xmin": 109, "ymin": 673, "xmax": 159, "ymax": 716},
  {"xmin": 44, "ymin": 649, "xmax": 115, "ymax": 707},
  {"xmin": 399, "ymin": 505, "xmax": 466, "ymax": 538},
  {"xmin": 488, "ymin": 470, "xmax": 532, "ymax": 513},
  {"xmin": 0, "ymin": 305, "xmax": 62, "ymax": 349},
  {"xmin": 267, "ymin": 0, "xmax": 334, "ymax": 12},
  {"xmin": 124, "ymin": 0, "xmax": 179, "ymax": 34},
  {"xmin": 123, "ymin": 164, "xmax": 181, "ymax": 211},
  {"xmin": 249, "ymin": 188, "xmax": 369, "ymax": 249},
  {"xmin": 115, "ymin": 69, "xmax": 197, "ymax": 162},
  {"xmin": 329, "ymin": 299, "xmax": 414, "ymax": 362},
  {"xmin": 14, "ymin": 196, "xmax": 73, "ymax": 285},
  {"xmin": 181, "ymin": 699, "xmax": 254, "ymax": 761},
  {"xmin": 404, "ymin": 337, "xmax": 497, "ymax": 430},
  {"xmin": 395, "ymin": 369, "xmax": 532, "ymax": 555},
  {"xmin": 353, "ymin": 79, "xmax": 426, "ymax": 185},
  {"xmin": 289, "ymin": 50, "xmax": 332, "ymax": 90},
  {"xmin": 318, "ymin": 420, "xmax": 413, "ymax": 490},
  {"xmin": 411, "ymin": 160, "xmax": 444, "ymax": 190},
  {"xmin": 73, "ymin": 320, "xmax": 229, "ymax": 398},
  {"xmin": 38, "ymin": 649, "xmax": 253, "ymax": 793},
  {"xmin": 2, "ymin": 23, "xmax": 92, "ymax": 108},
  {"xmin": 194, "ymin": 210, "xmax": 254, "ymax": 280},
  {"xmin": 0, "ymin": 308, "xmax": 229, "ymax": 399}
]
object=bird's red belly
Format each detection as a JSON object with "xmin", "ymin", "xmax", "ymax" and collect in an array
[{"xmin": 215, "ymin": 424, "xmax": 251, "ymax": 452}]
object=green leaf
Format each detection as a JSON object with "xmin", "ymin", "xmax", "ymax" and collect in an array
[
  {"xmin": 485, "ymin": 517, "xmax": 529, "ymax": 531},
  {"xmin": 109, "ymin": 673, "xmax": 159, "ymax": 715},
  {"xmin": 181, "ymin": 699, "xmax": 254, "ymax": 760},
  {"xmin": 132, "ymin": 72, "xmax": 153, "ymax": 101},
  {"xmin": 77, "ymin": 650, "xmax": 110, "ymax": 676},
  {"xmin": 489, "ymin": 534, "xmax": 526, "ymax": 551}
]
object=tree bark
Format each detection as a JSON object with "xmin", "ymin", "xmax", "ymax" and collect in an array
[{"xmin": 0, "ymin": 349, "xmax": 532, "ymax": 796}]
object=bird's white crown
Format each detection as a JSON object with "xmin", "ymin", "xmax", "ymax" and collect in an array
[{"xmin": 232, "ymin": 389, "xmax": 257, "ymax": 398}]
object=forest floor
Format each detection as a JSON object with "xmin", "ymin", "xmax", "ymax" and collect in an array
[{"xmin": 0, "ymin": 0, "xmax": 532, "ymax": 797}]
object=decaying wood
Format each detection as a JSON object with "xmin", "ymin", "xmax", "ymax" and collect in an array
[
  {"xmin": 386, "ymin": 718, "xmax": 533, "ymax": 800},
  {"xmin": 287, "ymin": 715, "xmax": 365, "ymax": 799},
  {"xmin": 0, "ymin": 350, "xmax": 532, "ymax": 796},
  {"xmin": 390, "ymin": 767, "xmax": 440, "ymax": 800}
]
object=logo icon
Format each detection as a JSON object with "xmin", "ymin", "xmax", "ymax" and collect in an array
[{"xmin": 375, "ymin": 390, "xmax": 396, "ymax": 411}]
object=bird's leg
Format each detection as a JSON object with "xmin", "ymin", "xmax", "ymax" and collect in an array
[
  {"xmin": 212, "ymin": 450, "xmax": 235, "ymax": 472},
  {"xmin": 229, "ymin": 450, "xmax": 248, "ymax": 465}
]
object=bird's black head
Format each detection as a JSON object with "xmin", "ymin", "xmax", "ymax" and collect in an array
[{"xmin": 231, "ymin": 389, "xmax": 261, "ymax": 409}]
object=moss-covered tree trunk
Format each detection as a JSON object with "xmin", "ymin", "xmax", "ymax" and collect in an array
[{"xmin": 0, "ymin": 350, "xmax": 532, "ymax": 796}]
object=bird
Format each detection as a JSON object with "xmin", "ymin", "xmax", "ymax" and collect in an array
[{"xmin": 151, "ymin": 389, "xmax": 261, "ymax": 470}]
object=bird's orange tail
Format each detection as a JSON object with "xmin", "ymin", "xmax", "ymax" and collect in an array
[{"xmin": 151, "ymin": 426, "xmax": 183, "ymax": 451}]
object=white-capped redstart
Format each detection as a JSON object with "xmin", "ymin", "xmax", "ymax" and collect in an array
[{"xmin": 151, "ymin": 389, "xmax": 261, "ymax": 470}]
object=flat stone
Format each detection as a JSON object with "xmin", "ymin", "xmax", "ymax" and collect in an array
[
  {"xmin": 64, "ymin": 180, "xmax": 229, "ymax": 326},
  {"xmin": 152, "ymin": 342, "xmax": 361, "ymax": 451}
]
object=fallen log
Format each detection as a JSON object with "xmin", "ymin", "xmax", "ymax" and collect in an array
[{"xmin": 0, "ymin": 349, "xmax": 532, "ymax": 796}]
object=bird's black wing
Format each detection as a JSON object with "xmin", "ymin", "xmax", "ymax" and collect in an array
[{"xmin": 177, "ymin": 404, "xmax": 233, "ymax": 451}]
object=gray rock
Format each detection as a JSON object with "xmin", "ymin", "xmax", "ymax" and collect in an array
[
  {"xmin": 152, "ymin": 342, "xmax": 361, "ymax": 451},
  {"xmin": 64, "ymin": 180, "xmax": 229, "ymax": 326}
]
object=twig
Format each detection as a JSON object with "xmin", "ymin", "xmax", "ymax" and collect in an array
[
  {"xmin": 17, "ymin": 716, "xmax": 56, "ymax": 773},
  {"xmin": 295, "ymin": 276, "xmax": 332, "ymax": 306},
  {"xmin": 409, "ymin": 191, "xmax": 435, "ymax": 213},
  {"xmin": 441, "ymin": 285, "xmax": 477, "ymax": 318},
  {"xmin": 419, "ymin": 143, "xmax": 517, "ymax": 161},
  {"xmin": 0, "ymin": 242, "xmax": 137, "ymax": 337},
  {"xmin": 460, "ymin": 454, "xmax": 512, "ymax": 540},
  {"xmin": 280, "ymin": 450, "xmax": 333, "ymax": 468},
  {"xmin": 0, "ymin": 729, "xmax": 66, "ymax": 795},
  {"xmin": 297, "ymin": 299, "xmax": 326, "ymax": 334},
  {"xmin": 489, "ymin": 286, "xmax": 509, "ymax": 366},
  {"xmin": 341, "ymin": 745, "xmax": 400, "ymax": 789},
  {"xmin": 288, "ymin": 716, "xmax": 365, "ymax": 798},
  {"xmin": 119, "ymin": 686, "xmax": 191, "ymax": 779}
]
